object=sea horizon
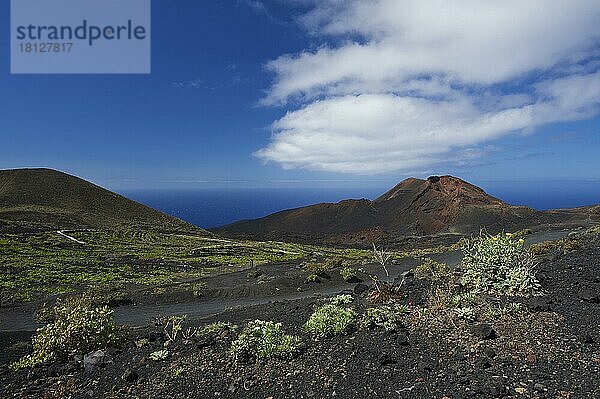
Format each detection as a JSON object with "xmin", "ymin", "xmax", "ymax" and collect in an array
[{"xmin": 121, "ymin": 179, "xmax": 600, "ymax": 229}]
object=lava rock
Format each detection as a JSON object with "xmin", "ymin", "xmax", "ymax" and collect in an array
[
  {"xmin": 122, "ymin": 368, "xmax": 139, "ymax": 383},
  {"xmin": 83, "ymin": 350, "xmax": 112, "ymax": 372},
  {"xmin": 379, "ymin": 353, "xmax": 397, "ymax": 366},
  {"xmin": 578, "ymin": 288, "xmax": 599, "ymax": 303},
  {"xmin": 580, "ymin": 333, "xmax": 594, "ymax": 344},
  {"xmin": 482, "ymin": 348, "xmax": 496, "ymax": 358},
  {"xmin": 353, "ymin": 283, "xmax": 369, "ymax": 295},
  {"xmin": 528, "ymin": 298, "xmax": 553, "ymax": 312},
  {"xmin": 471, "ymin": 324, "xmax": 497, "ymax": 340}
]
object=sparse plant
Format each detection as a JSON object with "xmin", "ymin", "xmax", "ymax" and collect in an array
[
  {"xmin": 163, "ymin": 315, "xmax": 187, "ymax": 343},
  {"xmin": 461, "ymin": 232, "xmax": 541, "ymax": 296},
  {"xmin": 366, "ymin": 281, "xmax": 404, "ymax": 303},
  {"xmin": 230, "ymin": 320, "xmax": 302, "ymax": 362},
  {"xmin": 372, "ymin": 243, "xmax": 392, "ymax": 277},
  {"xmin": 362, "ymin": 305, "xmax": 407, "ymax": 332},
  {"xmin": 453, "ymin": 306, "xmax": 476, "ymax": 322},
  {"xmin": 414, "ymin": 258, "xmax": 451, "ymax": 280},
  {"xmin": 329, "ymin": 294, "xmax": 353, "ymax": 305},
  {"xmin": 10, "ymin": 296, "xmax": 122, "ymax": 369},
  {"xmin": 340, "ymin": 267, "xmax": 358, "ymax": 282},
  {"xmin": 305, "ymin": 274, "xmax": 320, "ymax": 283},
  {"xmin": 149, "ymin": 349, "xmax": 169, "ymax": 361},
  {"xmin": 200, "ymin": 321, "xmax": 237, "ymax": 335},
  {"xmin": 449, "ymin": 292, "xmax": 478, "ymax": 308},
  {"xmin": 305, "ymin": 304, "xmax": 356, "ymax": 337}
]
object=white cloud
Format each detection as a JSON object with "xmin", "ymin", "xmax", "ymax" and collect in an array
[{"xmin": 256, "ymin": 0, "xmax": 600, "ymax": 174}]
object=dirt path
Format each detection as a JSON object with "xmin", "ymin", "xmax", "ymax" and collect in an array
[
  {"xmin": 0, "ymin": 228, "xmax": 574, "ymax": 333},
  {"xmin": 56, "ymin": 230, "xmax": 85, "ymax": 244}
]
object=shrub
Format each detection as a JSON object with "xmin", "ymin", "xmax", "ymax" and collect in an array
[
  {"xmin": 460, "ymin": 232, "xmax": 540, "ymax": 296},
  {"xmin": 329, "ymin": 294, "xmax": 353, "ymax": 305},
  {"xmin": 367, "ymin": 282, "xmax": 404, "ymax": 303},
  {"xmin": 231, "ymin": 320, "xmax": 302, "ymax": 362},
  {"xmin": 305, "ymin": 304, "xmax": 356, "ymax": 337},
  {"xmin": 529, "ymin": 240, "xmax": 559, "ymax": 255},
  {"xmin": 149, "ymin": 349, "xmax": 169, "ymax": 361},
  {"xmin": 10, "ymin": 296, "xmax": 122, "ymax": 369},
  {"xmin": 340, "ymin": 267, "xmax": 358, "ymax": 282},
  {"xmin": 414, "ymin": 258, "xmax": 451, "ymax": 280},
  {"xmin": 200, "ymin": 321, "xmax": 237, "ymax": 335},
  {"xmin": 511, "ymin": 228, "xmax": 533, "ymax": 240},
  {"xmin": 453, "ymin": 307, "xmax": 476, "ymax": 322},
  {"xmin": 449, "ymin": 292, "xmax": 478, "ymax": 307},
  {"xmin": 362, "ymin": 305, "xmax": 407, "ymax": 332}
]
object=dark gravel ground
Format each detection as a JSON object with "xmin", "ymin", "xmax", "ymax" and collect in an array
[{"xmin": 1, "ymin": 232, "xmax": 598, "ymax": 399}]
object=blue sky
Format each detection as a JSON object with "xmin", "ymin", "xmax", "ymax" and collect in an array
[{"xmin": 1, "ymin": 0, "xmax": 599, "ymax": 191}]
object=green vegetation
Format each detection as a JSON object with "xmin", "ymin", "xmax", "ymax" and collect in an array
[
  {"xmin": 414, "ymin": 258, "xmax": 451, "ymax": 280},
  {"xmin": 460, "ymin": 232, "xmax": 541, "ymax": 296},
  {"xmin": 200, "ymin": 321, "xmax": 237, "ymax": 335},
  {"xmin": 149, "ymin": 349, "xmax": 169, "ymax": 361},
  {"xmin": 305, "ymin": 304, "xmax": 356, "ymax": 337},
  {"xmin": 230, "ymin": 320, "xmax": 302, "ymax": 361},
  {"xmin": 10, "ymin": 296, "xmax": 122, "ymax": 369},
  {"xmin": 0, "ymin": 230, "xmax": 372, "ymax": 302},
  {"xmin": 362, "ymin": 305, "xmax": 407, "ymax": 332},
  {"xmin": 329, "ymin": 294, "xmax": 353, "ymax": 305},
  {"xmin": 340, "ymin": 267, "xmax": 358, "ymax": 282}
]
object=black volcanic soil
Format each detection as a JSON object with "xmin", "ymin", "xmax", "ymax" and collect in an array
[{"xmin": 1, "ymin": 229, "xmax": 598, "ymax": 399}]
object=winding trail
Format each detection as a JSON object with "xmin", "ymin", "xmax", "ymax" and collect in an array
[{"xmin": 0, "ymin": 228, "xmax": 574, "ymax": 334}]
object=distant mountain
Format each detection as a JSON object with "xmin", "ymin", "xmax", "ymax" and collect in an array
[
  {"xmin": 216, "ymin": 176, "xmax": 597, "ymax": 245},
  {"xmin": 0, "ymin": 168, "xmax": 204, "ymax": 234}
]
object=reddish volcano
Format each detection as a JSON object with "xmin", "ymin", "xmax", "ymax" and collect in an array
[{"xmin": 216, "ymin": 176, "xmax": 596, "ymax": 244}]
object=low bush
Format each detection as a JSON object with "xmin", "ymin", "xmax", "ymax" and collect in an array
[
  {"xmin": 231, "ymin": 320, "xmax": 302, "ymax": 362},
  {"xmin": 414, "ymin": 258, "xmax": 451, "ymax": 280},
  {"xmin": 305, "ymin": 304, "xmax": 356, "ymax": 337},
  {"xmin": 362, "ymin": 305, "xmax": 407, "ymax": 332},
  {"xmin": 10, "ymin": 296, "xmax": 122, "ymax": 369},
  {"xmin": 367, "ymin": 282, "xmax": 404, "ymax": 303},
  {"xmin": 340, "ymin": 267, "xmax": 358, "ymax": 282},
  {"xmin": 460, "ymin": 232, "xmax": 541, "ymax": 296},
  {"xmin": 149, "ymin": 349, "xmax": 169, "ymax": 361},
  {"xmin": 200, "ymin": 321, "xmax": 237, "ymax": 335},
  {"xmin": 329, "ymin": 294, "xmax": 353, "ymax": 305}
]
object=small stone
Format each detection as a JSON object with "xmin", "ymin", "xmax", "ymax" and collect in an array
[
  {"xmin": 580, "ymin": 333, "xmax": 594, "ymax": 344},
  {"xmin": 379, "ymin": 353, "xmax": 396, "ymax": 366},
  {"xmin": 515, "ymin": 387, "xmax": 527, "ymax": 394},
  {"xmin": 534, "ymin": 383, "xmax": 546, "ymax": 391},
  {"xmin": 528, "ymin": 298, "xmax": 552, "ymax": 312},
  {"xmin": 471, "ymin": 324, "xmax": 496, "ymax": 340},
  {"xmin": 122, "ymin": 368, "xmax": 138, "ymax": 383},
  {"xmin": 578, "ymin": 288, "xmax": 599, "ymax": 303},
  {"xmin": 354, "ymin": 283, "xmax": 369, "ymax": 295},
  {"xmin": 526, "ymin": 353, "xmax": 537, "ymax": 363},
  {"xmin": 483, "ymin": 348, "xmax": 496, "ymax": 358},
  {"xmin": 83, "ymin": 350, "xmax": 112, "ymax": 372}
]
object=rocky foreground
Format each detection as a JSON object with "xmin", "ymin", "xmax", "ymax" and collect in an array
[{"xmin": 1, "ymin": 230, "xmax": 599, "ymax": 399}]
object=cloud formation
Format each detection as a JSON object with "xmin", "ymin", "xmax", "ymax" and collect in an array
[{"xmin": 256, "ymin": 0, "xmax": 600, "ymax": 174}]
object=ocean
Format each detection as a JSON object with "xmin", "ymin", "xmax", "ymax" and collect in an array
[{"xmin": 122, "ymin": 180, "xmax": 600, "ymax": 229}]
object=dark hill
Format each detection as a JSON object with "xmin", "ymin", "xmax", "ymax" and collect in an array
[
  {"xmin": 216, "ymin": 176, "xmax": 596, "ymax": 244},
  {"xmin": 0, "ymin": 168, "xmax": 204, "ymax": 234}
]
